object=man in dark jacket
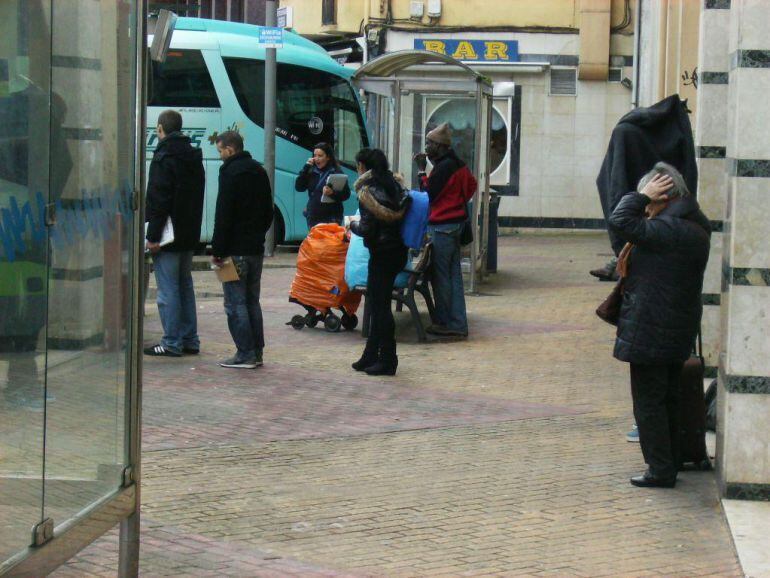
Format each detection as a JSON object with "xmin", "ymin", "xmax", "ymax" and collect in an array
[
  {"xmin": 144, "ymin": 110, "xmax": 205, "ymax": 357},
  {"xmin": 608, "ymin": 162, "xmax": 710, "ymax": 488},
  {"xmin": 415, "ymin": 123, "xmax": 477, "ymax": 338},
  {"xmin": 211, "ymin": 131, "xmax": 273, "ymax": 369},
  {"xmin": 593, "ymin": 95, "xmax": 697, "ymax": 281}
]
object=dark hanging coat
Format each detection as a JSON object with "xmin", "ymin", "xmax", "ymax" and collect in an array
[
  {"xmin": 608, "ymin": 192, "xmax": 711, "ymax": 365},
  {"xmin": 597, "ymin": 95, "xmax": 698, "ymax": 255}
]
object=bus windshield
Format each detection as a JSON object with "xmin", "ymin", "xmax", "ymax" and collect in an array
[{"xmin": 224, "ymin": 58, "xmax": 368, "ymax": 167}]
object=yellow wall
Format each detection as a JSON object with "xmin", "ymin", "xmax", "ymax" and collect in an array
[
  {"xmin": 280, "ymin": 0, "xmax": 636, "ymax": 38},
  {"xmin": 663, "ymin": 0, "xmax": 699, "ymax": 116}
]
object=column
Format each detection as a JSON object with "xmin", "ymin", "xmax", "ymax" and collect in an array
[
  {"xmin": 695, "ymin": 0, "xmax": 730, "ymax": 379},
  {"xmin": 717, "ymin": 0, "xmax": 770, "ymax": 500}
]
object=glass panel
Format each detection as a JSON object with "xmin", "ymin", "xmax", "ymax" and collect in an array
[
  {"xmin": 149, "ymin": 49, "xmax": 220, "ymax": 108},
  {"xmin": 0, "ymin": 0, "xmax": 50, "ymax": 561},
  {"xmin": 43, "ymin": 0, "xmax": 135, "ymax": 524},
  {"xmin": 224, "ymin": 58, "xmax": 369, "ymax": 167}
]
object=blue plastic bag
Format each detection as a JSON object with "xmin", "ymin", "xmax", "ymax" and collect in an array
[
  {"xmin": 345, "ymin": 231, "xmax": 410, "ymax": 290},
  {"xmin": 345, "ymin": 232, "xmax": 369, "ymax": 289},
  {"xmin": 400, "ymin": 190, "xmax": 429, "ymax": 250}
]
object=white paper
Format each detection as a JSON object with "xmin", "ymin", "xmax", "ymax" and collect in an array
[{"xmin": 145, "ymin": 217, "xmax": 175, "ymax": 251}]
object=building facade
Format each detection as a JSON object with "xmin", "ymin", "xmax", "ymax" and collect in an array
[
  {"xmin": 150, "ymin": 0, "xmax": 267, "ymax": 24},
  {"xmin": 282, "ymin": 0, "xmax": 645, "ymax": 230}
]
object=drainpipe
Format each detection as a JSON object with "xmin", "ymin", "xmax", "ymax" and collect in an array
[
  {"xmin": 657, "ymin": 0, "xmax": 669, "ymax": 100},
  {"xmin": 363, "ymin": 0, "xmax": 371, "ymax": 63},
  {"xmin": 632, "ymin": 0, "xmax": 642, "ymax": 107}
]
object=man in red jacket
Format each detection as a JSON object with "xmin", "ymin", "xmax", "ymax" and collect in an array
[{"xmin": 416, "ymin": 123, "xmax": 477, "ymax": 337}]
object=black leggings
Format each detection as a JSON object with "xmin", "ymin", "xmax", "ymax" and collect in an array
[
  {"xmin": 366, "ymin": 247, "xmax": 408, "ymax": 355},
  {"xmin": 630, "ymin": 361, "xmax": 684, "ymax": 479}
]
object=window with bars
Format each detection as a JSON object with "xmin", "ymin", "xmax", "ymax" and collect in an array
[
  {"xmin": 549, "ymin": 68, "xmax": 577, "ymax": 96},
  {"xmin": 322, "ymin": 0, "xmax": 336, "ymax": 25},
  {"xmin": 149, "ymin": 1, "xmax": 201, "ymax": 17}
]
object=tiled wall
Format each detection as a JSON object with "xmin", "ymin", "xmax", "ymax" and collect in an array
[
  {"xmin": 699, "ymin": 0, "xmax": 770, "ymax": 500},
  {"xmin": 502, "ymin": 76, "xmax": 633, "ymax": 225}
]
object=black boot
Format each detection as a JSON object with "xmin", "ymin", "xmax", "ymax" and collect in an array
[
  {"xmin": 365, "ymin": 343, "xmax": 398, "ymax": 376},
  {"xmin": 352, "ymin": 344, "xmax": 379, "ymax": 371}
]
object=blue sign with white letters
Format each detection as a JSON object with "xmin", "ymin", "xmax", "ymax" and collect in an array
[
  {"xmin": 415, "ymin": 39, "xmax": 519, "ymax": 63},
  {"xmin": 257, "ymin": 27, "xmax": 284, "ymax": 48}
]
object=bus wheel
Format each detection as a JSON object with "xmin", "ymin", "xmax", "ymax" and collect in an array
[{"xmin": 273, "ymin": 209, "xmax": 285, "ymax": 246}]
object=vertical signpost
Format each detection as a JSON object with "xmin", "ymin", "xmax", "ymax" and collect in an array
[{"xmin": 262, "ymin": 4, "xmax": 282, "ymax": 256}]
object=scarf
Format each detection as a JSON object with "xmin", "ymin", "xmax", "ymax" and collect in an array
[{"xmin": 616, "ymin": 200, "xmax": 667, "ymax": 278}]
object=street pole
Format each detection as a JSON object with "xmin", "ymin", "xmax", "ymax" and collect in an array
[{"xmin": 263, "ymin": 0, "xmax": 278, "ymax": 256}]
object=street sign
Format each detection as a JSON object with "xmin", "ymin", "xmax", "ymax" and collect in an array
[
  {"xmin": 277, "ymin": 6, "xmax": 293, "ymax": 28},
  {"xmin": 258, "ymin": 26, "xmax": 284, "ymax": 49}
]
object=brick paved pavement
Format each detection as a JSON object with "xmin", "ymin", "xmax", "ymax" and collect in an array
[{"xmin": 52, "ymin": 233, "xmax": 742, "ymax": 577}]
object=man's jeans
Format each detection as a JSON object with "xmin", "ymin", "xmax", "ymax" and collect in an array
[
  {"xmin": 223, "ymin": 256, "xmax": 265, "ymax": 360},
  {"xmin": 153, "ymin": 251, "xmax": 199, "ymax": 354},
  {"xmin": 427, "ymin": 222, "xmax": 468, "ymax": 334}
]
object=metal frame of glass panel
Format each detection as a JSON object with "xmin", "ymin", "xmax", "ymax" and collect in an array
[
  {"xmin": 353, "ymin": 52, "xmax": 494, "ymax": 291},
  {"xmin": 0, "ymin": 0, "xmax": 146, "ymax": 576}
]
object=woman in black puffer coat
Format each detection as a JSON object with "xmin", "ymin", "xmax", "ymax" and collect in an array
[
  {"xmin": 349, "ymin": 148, "xmax": 410, "ymax": 376},
  {"xmin": 608, "ymin": 161, "xmax": 711, "ymax": 489}
]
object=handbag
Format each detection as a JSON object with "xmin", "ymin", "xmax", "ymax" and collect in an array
[{"xmin": 595, "ymin": 278, "xmax": 624, "ymax": 326}]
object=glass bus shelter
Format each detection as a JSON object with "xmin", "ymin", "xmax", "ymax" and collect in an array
[
  {"xmin": 352, "ymin": 51, "xmax": 494, "ymax": 291},
  {"xmin": 1, "ymin": 0, "xmax": 145, "ymax": 576}
]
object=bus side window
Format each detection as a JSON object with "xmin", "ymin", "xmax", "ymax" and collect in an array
[
  {"xmin": 149, "ymin": 50, "xmax": 220, "ymax": 108},
  {"xmin": 223, "ymin": 57, "xmax": 368, "ymax": 168}
]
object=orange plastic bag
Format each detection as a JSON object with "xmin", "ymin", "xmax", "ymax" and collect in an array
[{"xmin": 289, "ymin": 223, "xmax": 361, "ymax": 314}]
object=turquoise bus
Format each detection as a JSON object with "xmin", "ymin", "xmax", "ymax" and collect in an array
[{"xmin": 147, "ymin": 18, "xmax": 368, "ymax": 244}]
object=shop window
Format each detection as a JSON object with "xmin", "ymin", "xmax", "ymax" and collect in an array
[
  {"xmin": 549, "ymin": 68, "xmax": 577, "ymax": 96},
  {"xmin": 148, "ymin": 49, "xmax": 220, "ymax": 108},
  {"xmin": 322, "ymin": 0, "xmax": 336, "ymax": 25}
]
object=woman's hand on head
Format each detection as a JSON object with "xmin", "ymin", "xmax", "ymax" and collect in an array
[{"xmin": 641, "ymin": 173, "xmax": 673, "ymax": 202}]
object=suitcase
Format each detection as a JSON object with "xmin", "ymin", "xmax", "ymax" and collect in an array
[{"xmin": 677, "ymin": 332, "xmax": 711, "ymax": 470}]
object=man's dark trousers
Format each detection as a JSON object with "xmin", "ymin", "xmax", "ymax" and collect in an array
[
  {"xmin": 222, "ymin": 255, "xmax": 264, "ymax": 360},
  {"xmin": 629, "ymin": 362, "xmax": 684, "ymax": 480}
]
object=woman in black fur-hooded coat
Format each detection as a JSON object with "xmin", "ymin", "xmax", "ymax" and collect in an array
[{"xmin": 349, "ymin": 148, "xmax": 410, "ymax": 376}]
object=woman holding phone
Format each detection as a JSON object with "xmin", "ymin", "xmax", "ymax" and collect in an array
[{"xmin": 294, "ymin": 142, "xmax": 351, "ymax": 229}]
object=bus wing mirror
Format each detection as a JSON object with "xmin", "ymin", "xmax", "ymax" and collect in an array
[{"xmin": 150, "ymin": 9, "xmax": 177, "ymax": 63}]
